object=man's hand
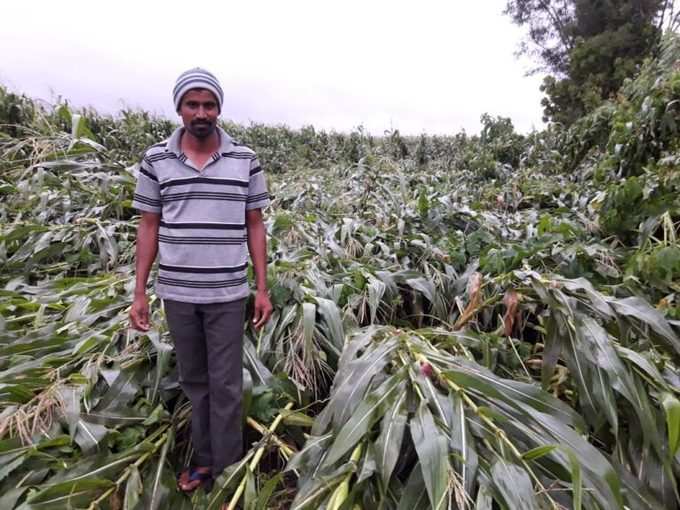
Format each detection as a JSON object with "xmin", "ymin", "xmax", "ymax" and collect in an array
[
  {"xmin": 252, "ymin": 290, "xmax": 273, "ymax": 330},
  {"xmin": 130, "ymin": 294, "xmax": 151, "ymax": 331}
]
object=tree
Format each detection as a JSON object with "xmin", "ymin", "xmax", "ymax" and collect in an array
[
  {"xmin": 505, "ymin": 0, "xmax": 677, "ymax": 125},
  {"xmin": 504, "ymin": 0, "xmax": 575, "ymax": 75}
]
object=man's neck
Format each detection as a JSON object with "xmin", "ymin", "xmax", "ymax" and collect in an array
[{"xmin": 181, "ymin": 128, "xmax": 220, "ymax": 155}]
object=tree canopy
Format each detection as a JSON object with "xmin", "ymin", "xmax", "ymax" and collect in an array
[{"xmin": 505, "ymin": 0, "xmax": 678, "ymax": 125}]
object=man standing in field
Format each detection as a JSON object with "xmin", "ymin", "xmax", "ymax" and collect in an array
[{"xmin": 129, "ymin": 68, "xmax": 273, "ymax": 494}]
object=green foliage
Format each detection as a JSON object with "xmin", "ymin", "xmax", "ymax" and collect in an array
[
  {"xmin": 555, "ymin": 35, "xmax": 680, "ymax": 244},
  {"xmin": 479, "ymin": 113, "xmax": 526, "ymax": 168},
  {"xmin": 0, "ymin": 86, "xmax": 36, "ymax": 137}
]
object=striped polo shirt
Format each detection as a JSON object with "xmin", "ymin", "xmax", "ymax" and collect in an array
[{"xmin": 131, "ymin": 126, "xmax": 270, "ymax": 304}]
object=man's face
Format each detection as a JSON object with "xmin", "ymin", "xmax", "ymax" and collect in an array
[{"xmin": 178, "ymin": 89, "xmax": 219, "ymax": 139}]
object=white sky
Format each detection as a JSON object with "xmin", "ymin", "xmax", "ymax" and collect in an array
[{"xmin": 0, "ymin": 1, "xmax": 546, "ymax": 135}]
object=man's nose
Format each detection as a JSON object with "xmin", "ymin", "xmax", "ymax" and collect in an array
[{"xmin": 196, "ymin": 106, "xmax": 208, "ymax": 118}]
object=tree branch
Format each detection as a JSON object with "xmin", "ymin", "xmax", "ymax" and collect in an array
[{"xmin": 536, "ymin": 0, "xmax": 574, "ymax": 51}]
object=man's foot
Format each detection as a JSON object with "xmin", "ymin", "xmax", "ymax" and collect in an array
[{"xmin": 177, "ymin": 466, "xmax": 212, "ymax": 492}]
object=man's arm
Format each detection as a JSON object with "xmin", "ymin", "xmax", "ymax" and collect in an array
[
  {"xmin": 246, "ymin": 208, "xmax": 273, "ymax": 329},
  {"xmin": 130, "ymin": 211, "xmax": 160, "ymax": 331}
]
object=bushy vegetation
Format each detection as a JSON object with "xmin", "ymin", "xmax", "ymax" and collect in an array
[{"xmin": 0, "ymin": 34, "xmax": 679, "ymax": 510}]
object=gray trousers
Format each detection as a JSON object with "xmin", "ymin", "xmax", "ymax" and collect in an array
[{"xmin": 163, "ymin": 298, "xmax": 246, "ymax": 475}]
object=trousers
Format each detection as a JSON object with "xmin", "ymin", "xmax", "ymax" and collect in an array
[{"xmin": 163, "ymin": 298, "xmax": 246, "ymax": 476}]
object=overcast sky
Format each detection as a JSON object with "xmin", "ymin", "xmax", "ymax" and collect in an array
[{"xmin": 1, "ymin": 1, "xmax": 546, "ymax": 135}]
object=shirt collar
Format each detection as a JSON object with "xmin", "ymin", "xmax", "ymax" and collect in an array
[
  {"xmin": 217, "ymin": 127, "xmax": 235, "ymax": 154},
  {"xmin": 165, "ymin": 126, "xmax": 235, "ymax": 157}
]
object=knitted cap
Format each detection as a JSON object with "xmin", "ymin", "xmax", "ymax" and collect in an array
[{"xmin": 173, "ymin": 68, "xmax": 224, "ymax": 112}]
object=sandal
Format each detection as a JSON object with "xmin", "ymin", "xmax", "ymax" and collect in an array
[{"xmin": 177, "ymin": 466, "xmax": 212, "ymax": 492}]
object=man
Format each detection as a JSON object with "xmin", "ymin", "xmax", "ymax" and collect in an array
[{"xmin": 129, "ymin": 68, "xmax": 273, "ymax": 493}]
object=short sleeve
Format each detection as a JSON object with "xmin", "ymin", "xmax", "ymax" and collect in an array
[
  {"xmin": 131, "ymin": 158, "xmax": 161, "ymax": 214},
  {"xmin": 246, "ymin": 156, "xmax": 270, "ymax": 210}
]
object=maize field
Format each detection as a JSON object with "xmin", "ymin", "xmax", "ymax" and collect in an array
[{"xmin": 1, "ymin": 35, "xmax": 680, "ymax": 510}]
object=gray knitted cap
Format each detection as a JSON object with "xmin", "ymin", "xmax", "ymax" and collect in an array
[{"xmin": 173, "ymin": 68, "xmax": 224, "ymax": 112}]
